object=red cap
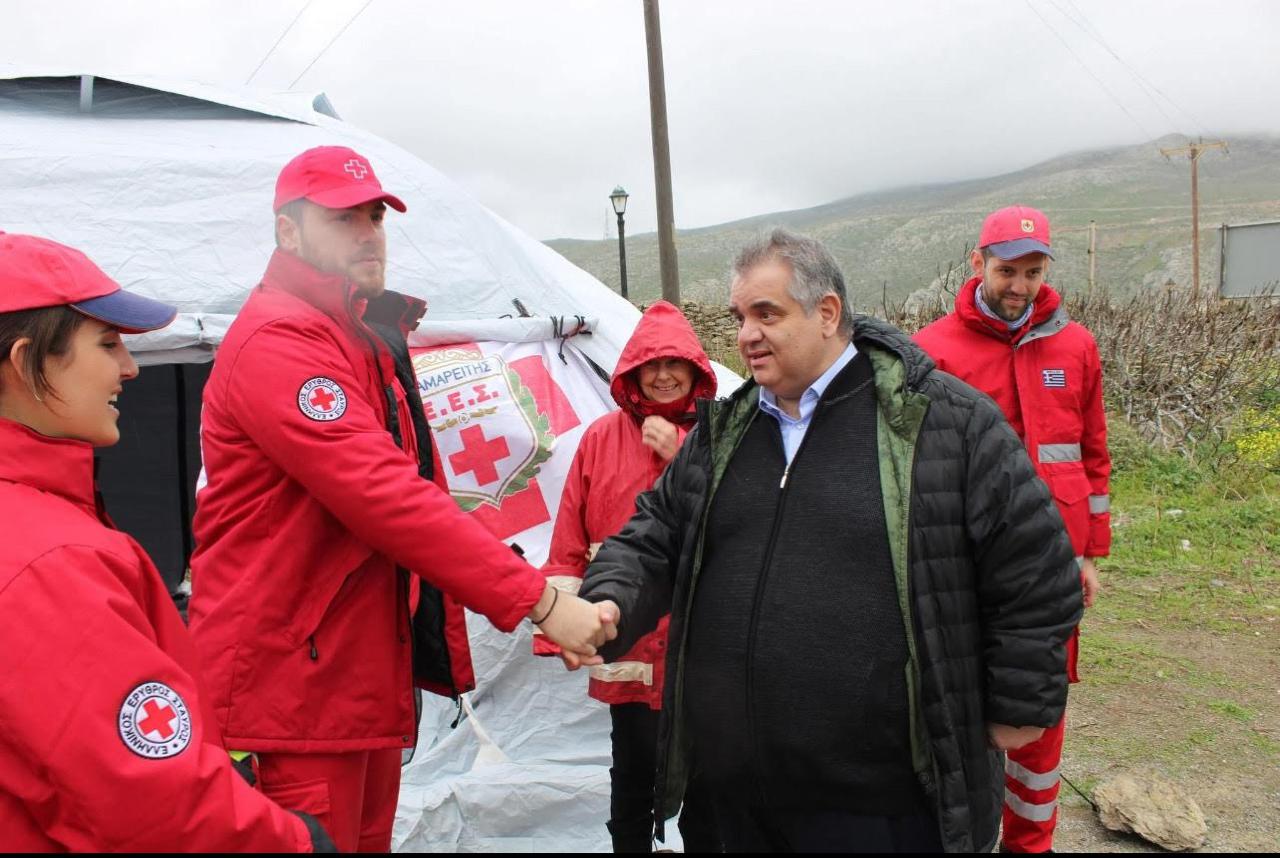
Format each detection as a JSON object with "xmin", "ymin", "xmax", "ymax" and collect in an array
[
  {"xmin": 0, "ymin": 233, "xmax": 176, "ymax": 333},
  {"xmin": 978, "ymin": 205, "xmax": 1054, "ymax": 260},
  {"xmin": 273, "ymin": 145, "xmax": 407, "ymax": 213}
]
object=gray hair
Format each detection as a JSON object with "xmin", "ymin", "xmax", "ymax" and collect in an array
[{"xmin": 731, "ymin": 228, "xmax": 854, "ymax": 337}]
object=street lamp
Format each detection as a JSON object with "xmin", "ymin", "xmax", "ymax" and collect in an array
[{"xmin": 609, "ymin": 185, "xmax": 629, "ymax": 300}]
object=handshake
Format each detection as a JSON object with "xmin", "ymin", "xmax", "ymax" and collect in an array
[{"xmin": 527, "ymin": 583, "xmax": 621, "ymax": 670}]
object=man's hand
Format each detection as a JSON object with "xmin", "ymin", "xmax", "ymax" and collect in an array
[
  {"xmin": 532, "ymin": 586, "xmax": 618, "ymax": 656},
  {"xmin": 1081, "ymin": 557, "xmax": 1101, "ymax": 608},
  {"xmin": 987, "ymin": 722, "xmax": 1045, "ymax": 751},
  {"xmin": 557, "ymin": 601, "xmax": 621, "ymax": 671},
  {"xmin": 641, "ymin": 416, "xmax": 681, "ymax": 461}
]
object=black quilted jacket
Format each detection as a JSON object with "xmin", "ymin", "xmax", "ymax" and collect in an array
[{"xmin": 581, "ymin": 316, "xmax": 1083, "ymax": 852}]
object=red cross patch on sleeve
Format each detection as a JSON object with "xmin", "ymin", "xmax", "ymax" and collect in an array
[
  {"xmin": 117, "ymin": 681, "xmax": 193, "ymax": 759},
  {"xmin": 298, "ymin": 377, "xmax": 348, "ymax": 421}
]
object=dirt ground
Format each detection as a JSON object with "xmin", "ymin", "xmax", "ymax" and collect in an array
[{"xmin": 1053, "ymin": 603, "xmax": 1280, "ymax": 852}]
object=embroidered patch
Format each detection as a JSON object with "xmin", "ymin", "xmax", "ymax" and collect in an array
[
  {"xmin": 298, "ymin": 377, "xmax": 348, "ymax": 421},
  {"xmin": 1042, "ymin": 368, "xmax": 1067, "ymax": 388},
  {"xmin": 1021, "ymin": 218, "xmax": 1036, "ymax": 233},
  {"xmin": 118, "ymin": 681, "xmax": 193, "ymax": 759}
]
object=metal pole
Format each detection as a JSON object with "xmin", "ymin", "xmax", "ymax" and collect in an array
[
  {"xmin": 1087, "ymin": 219, "xmax": 1097, "ymax": 297},
  {"xmin": 1190, "ymin": 150, "xmax": 1201, "ymax": 301},
  {"xmin": 79, "ymin": 75, "xmax": 94, "ymax": 113},
  {"xmin": 643, "ymin": 0, "xmax": 680, "ymax": 304},
  {"xmin": 616, "ymin": 212, "xmax": 629, "ymax": 301},
  {"xmin": 1219, "ymin": 221, "xmax": 1227, "ymax": 299}
]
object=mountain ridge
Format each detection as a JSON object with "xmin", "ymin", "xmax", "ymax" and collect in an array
[{"xmin": 548, "ymin": 135, "xmax": 1280, "ymax": 306}]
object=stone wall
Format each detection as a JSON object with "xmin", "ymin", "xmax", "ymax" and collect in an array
[{"xmin": 679, "ymin": 300, "xmax": 738, "ymax": 363}]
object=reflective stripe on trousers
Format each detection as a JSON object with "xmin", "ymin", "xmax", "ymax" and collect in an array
[
  {"xmin": 1004, "ymin": 757, "xmax": 1059, "ymax": 822},
  {"xmin": 1004, "ymin": 788, "xmax": 1057, "ymax": 823},
  {"xmin": 1089, "ymin": 494, "xmax": 1110, "ymax": 513},
  {"xmin": 1006, "ymin": 757, "xmax": 1061, "ymax": 791}
]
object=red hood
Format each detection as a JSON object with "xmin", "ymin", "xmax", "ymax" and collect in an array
[
  {"xmin": 955, "ymin": 276, "xmax": 1061, "ymax": 343},
  {"xmin": 610, "ymin": 301, "xmax": 716, "ymax": 422}
]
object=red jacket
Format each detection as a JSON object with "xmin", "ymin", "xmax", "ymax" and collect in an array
[
  {"xmin": 0, "ymin": 419, "xmax": 313, "ymax": 852},
  {"xmin": 914, "ymin": 278, "xmax": 1111, "ymax": 559},
  {"xmin": 536, "ymin": 301, "xmax": 716, "ymax": 707},
  {"xmin": 189, "ymin": 250, "xmax": 545, "ymax": 754}
]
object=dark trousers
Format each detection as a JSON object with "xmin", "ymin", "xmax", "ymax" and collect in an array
[
  {"xmin": 711, "ymin": 796, "xmax": 942, "ymax": 853},
  {"xmin": 608, "ymin": 702, "xmax": 720, "ymax": 852}
]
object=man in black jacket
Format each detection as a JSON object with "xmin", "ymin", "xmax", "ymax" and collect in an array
[{"xmin": 575, "ymin": 229, "xmax": 1083, "ymax": 853}]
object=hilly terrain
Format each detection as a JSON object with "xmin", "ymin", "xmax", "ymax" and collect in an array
[{"xmin": 548, "ymin": 135, "xmax": 1280, "ymax": 308}]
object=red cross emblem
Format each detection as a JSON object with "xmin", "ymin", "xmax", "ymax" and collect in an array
[
  {"xmin": 298, "ymin": 377, "xmax": 348, "ymax": 421},
  {"xmin": 449, "ymin": 425, "xmax": 511, "ymax": 487},
  {"xmin": 118, "ymin": 681, "xmax": 192, "ymax": 759},
  {"xmin": 138, "ymin": 699, "xmax": 177, "ymax": 739},
  {"xmin": 309, "ymin": 386, "xmax": 336, "ymax": 412},
  {"xmin": 344, "ymin": 159, "xmax": 369, "ymax": 180}
]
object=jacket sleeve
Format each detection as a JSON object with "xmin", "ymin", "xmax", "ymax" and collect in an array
[
  {"xmin": 533, "ymin": 440, "xmax": 592, "ymax": 656},
  {"xmin": 226, "ymin": 320, "xmax": 545, "ymax": 631},
  {"xmin": 962, "ymin": 395, "xmax": 1084, "ymax": 728},
  {"xmin": 1080, "ymin": 335, "xmax": 1111, "ymax": 557},
  {"xmin": 542, "ymin": 437, "xmax": 593, "ymax": 589},
  {"xmin": 578, "ymin": 425, "xmax": 697, "ymax": 660},
  {"xmin": 0, "ymin": 547, "xmax": 316, "ymax": 853}
]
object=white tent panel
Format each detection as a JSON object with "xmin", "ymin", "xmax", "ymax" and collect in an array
[{"xmin": 1, "ymin": 66, "xmax": 736, "ymax": 851}]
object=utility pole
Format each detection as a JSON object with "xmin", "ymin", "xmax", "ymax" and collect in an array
[
  {"xmin": 643, "ymin": 0, "xmax": 680, "ymax": 304},
  {"xmin": 1087, "ymin": 220, "xmax": 1097, "ymax": 297},
  {"xmin": 1160, "ymin": 138, "xmax": 1228, "ymax": 300}
]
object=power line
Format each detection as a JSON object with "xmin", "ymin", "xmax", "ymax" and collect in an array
[
  {"xmin": 288, "ymin": 0, "xmax": 376, "ymax": 90},
  {"xmin": 1041, "ymin": 0, "xmax": 1180, "ymax": 132},
  {"xmin": 1023, "ymin": 0, "xmax": 1152, "ymax": 139},
  {"xmin": 245, "ymin": 0, "xmax": 316, "ymax": 86},
  {"xmin": 1048, "ymin": 0, "xmax": 1209, "ymax": 136}
]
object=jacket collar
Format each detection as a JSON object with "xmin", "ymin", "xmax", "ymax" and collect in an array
[
  {"xmin": 955, "ymin": 276, "xmax": 1062, "ymax": 344},
  {"xmin": 0, "ymin": 417, "xmax": 96, "ymax": 512},
  {"xmin": 260, "ymin": 249, "xmax": 368, "ymax": 325}
]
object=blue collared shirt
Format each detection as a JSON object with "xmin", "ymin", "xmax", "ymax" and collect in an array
[{"xmin": 758, "ymin": 342, "xmax": 858, "ymax": 466}]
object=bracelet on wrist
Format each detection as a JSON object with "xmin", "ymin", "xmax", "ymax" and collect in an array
[{"xmin": 531, "ymin": 587, "xmax": 559, "ymax": 626}]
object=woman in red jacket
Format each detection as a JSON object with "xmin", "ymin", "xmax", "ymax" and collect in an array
[
  {"xmin": 0, "ymin": 233, "xmax": 331, "ymax": 852},
  {"xmin": 539, "ymin": 301, "xmax": 718, "ymax": 852}
]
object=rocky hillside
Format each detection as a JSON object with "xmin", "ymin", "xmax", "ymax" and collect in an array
[{"xmin": 549, "ymin": 135, "xmax": 1280, "ymax": 308}]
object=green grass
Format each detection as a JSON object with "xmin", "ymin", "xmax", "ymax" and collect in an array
[
  {"xmin": 1106, "ymin": 421, "xmax": 1280, "ymax": 595},
  {"xmin": 1206, "ymin": 699, "xmax": 1255, "ymax": 722},
  {"xmin": 1250, "ymin": 731, "xmax": 1280, "ymax": 757},
  {"xmin": 1079, "ymin": 426, "xmax": 1280, "ymax": 688}
]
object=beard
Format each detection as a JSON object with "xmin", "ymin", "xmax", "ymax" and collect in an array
[{"xmin": 348, "ymin": 263, "xmax": 386, "ymax": 298}]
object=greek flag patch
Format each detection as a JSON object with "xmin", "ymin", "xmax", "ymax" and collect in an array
[{"xmin": 1042, "ymin": 369, "xmax": 1067, "ymax": 388}]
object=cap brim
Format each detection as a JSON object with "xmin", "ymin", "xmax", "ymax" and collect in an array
[
  {"xmin": 306, "ymin": 185, "xmax": 407, "ymax": 213},
  {"xmin": 72, "ymin": 289, "xmax": 178, "ymax": 334},
  {"xmin": 985, "ymin": 238, "xmax": 1054, "ymax": 260}
]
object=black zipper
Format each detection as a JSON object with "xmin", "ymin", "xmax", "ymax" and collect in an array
[
  {"xmin": 743, "ymin": 405, "xmax": 821, "ymax": 806},
  {"xmin": 350, "ymin": 291, "xmax": 438, "ymax": 753},
  {"xmin": 308, "ymin": 635, "xmax": 318, "ymax": 661}
]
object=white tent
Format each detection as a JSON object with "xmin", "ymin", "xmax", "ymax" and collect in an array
[{"xmin": 0, "ymin": 67, "xmax": 738, "ymax": 852}]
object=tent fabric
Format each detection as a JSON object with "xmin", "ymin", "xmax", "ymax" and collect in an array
[
  {"xmin": 0, "ymin": 66, "xmax": 735, "ymax": 851},
  {"xmin": 0, "ymin": 65, "xmax": 739, "ymax": 393}
]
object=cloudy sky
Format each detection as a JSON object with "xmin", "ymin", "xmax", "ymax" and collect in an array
[{"xmin": 2, "ymin": 0, "xmax": 1277, "ymax": 239}]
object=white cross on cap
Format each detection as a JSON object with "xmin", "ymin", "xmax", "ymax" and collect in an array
[{"xmin": 344, "ymin": 159, "xmax": 368, "ymax": 180}]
